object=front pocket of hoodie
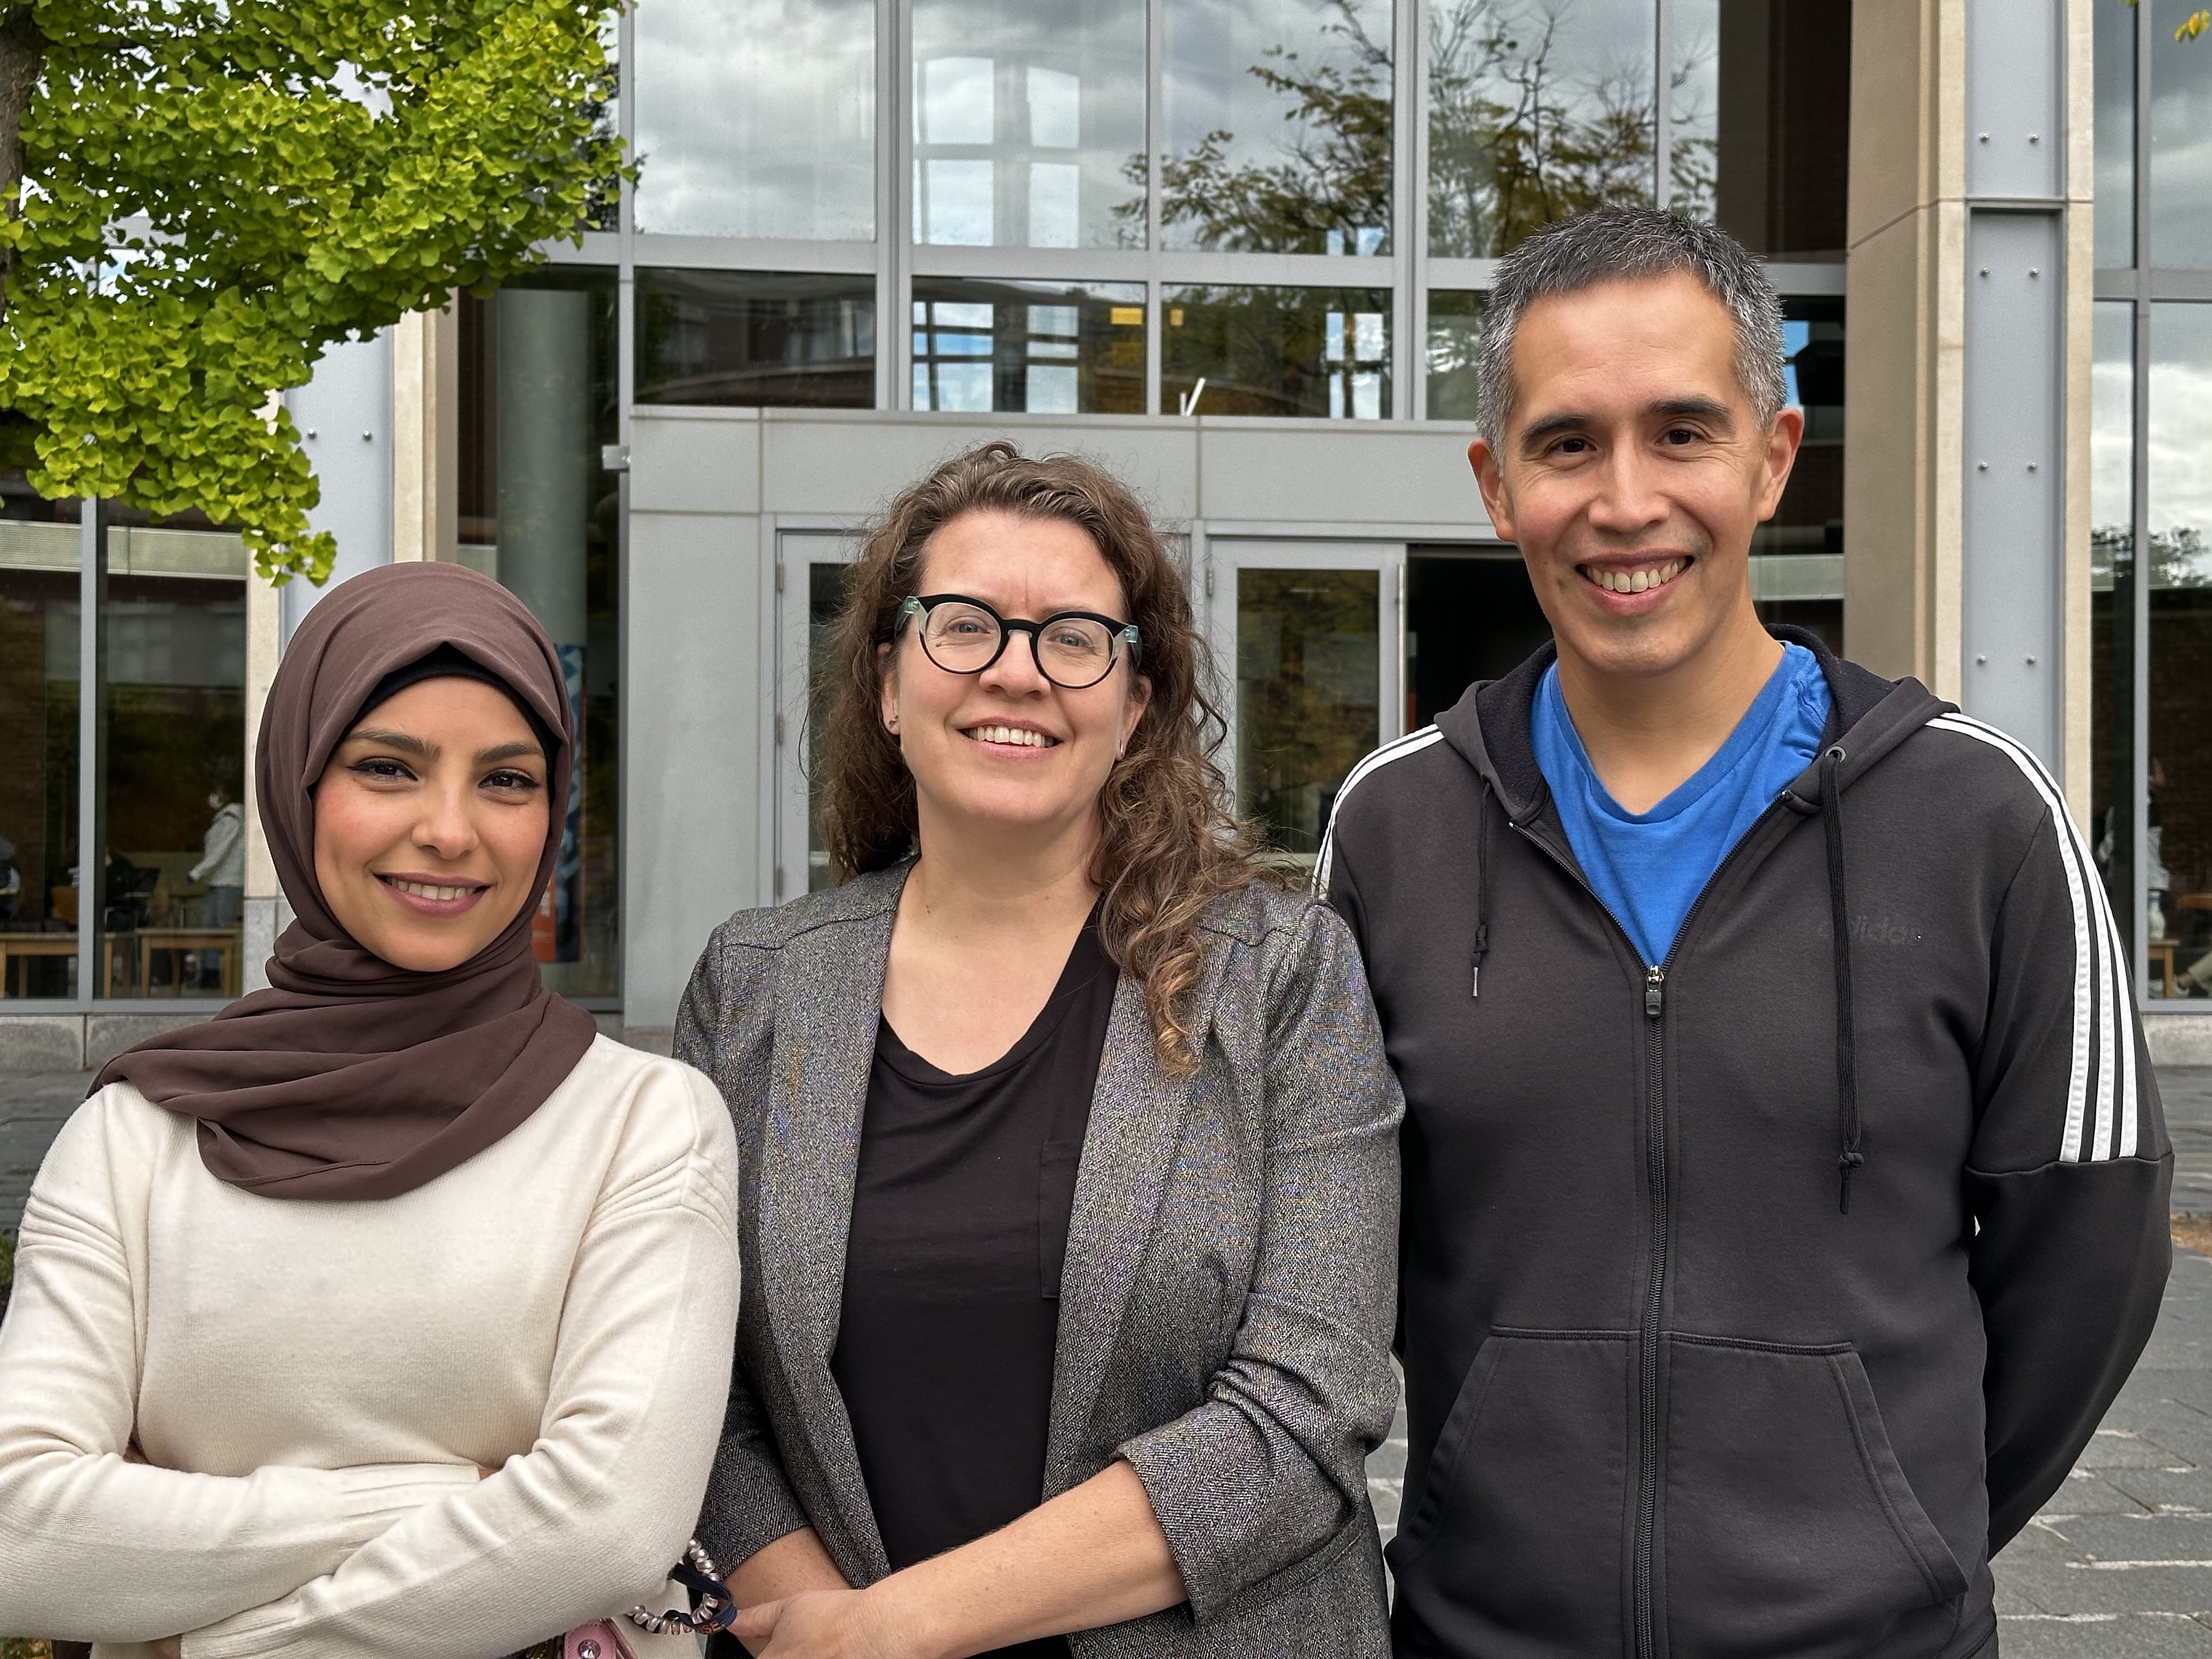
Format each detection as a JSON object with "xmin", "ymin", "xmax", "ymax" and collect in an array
[
  {"xmin": 1662, "ymin": 1336, "xmax": 1968, "ymax": 1657},
  {"xmin": 1389, "ymin": 1329, "xmax": 1629, "ymax": 1655}
]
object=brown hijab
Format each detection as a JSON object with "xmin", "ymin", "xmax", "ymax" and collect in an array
[{"xmin": 94, "ymin": 561, "xmax": 599, "ymax": 1200}]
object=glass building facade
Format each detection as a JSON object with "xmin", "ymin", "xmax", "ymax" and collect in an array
[
  {"xmin": 2093, "ymin": 0, "xmax": 2212, "ymax": 1004},
  {"xmin": 82, "ymin": 0, "xmax": 2200, "ymax": 1047},
  {"xmin": 0, "ymin": 494, "xmax": 249, "ymax": 1007},
  {"xmin": 603, "ymin": 0, "xmax": 1848, "ymax": 420}
]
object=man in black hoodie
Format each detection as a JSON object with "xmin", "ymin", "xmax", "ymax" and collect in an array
[{"xmin": 1320, "ymin": 207, "xmax": 2171, "ymax": 1658}]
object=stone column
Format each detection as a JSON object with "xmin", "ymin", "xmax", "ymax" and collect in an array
[{"xmin": 1844, "ymin": 0, "xmax": 2094, "ymax": 820}]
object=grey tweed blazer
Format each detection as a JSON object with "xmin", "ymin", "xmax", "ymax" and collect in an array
[{"xmin": 674, "ymin": 864, "xmax": 1401, "ymax": 1657}]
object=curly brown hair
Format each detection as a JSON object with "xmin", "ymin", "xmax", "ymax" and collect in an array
[{"xmin": 819, "ymin": 441, "xmax": 1263, "ymax": 1069}]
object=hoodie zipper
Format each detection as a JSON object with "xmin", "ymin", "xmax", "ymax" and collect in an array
[
  {"xmin": 1636, "ymin": 960, "xmax": 1666, "ymax": 1659},
  {"xmin": 1508, "ymin": 798, "xmax": 1787, "ymax": 1659}
]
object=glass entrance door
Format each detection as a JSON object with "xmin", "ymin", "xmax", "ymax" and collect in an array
[
  {"xmin": 773, "ymin": 530, "xmax": 860, "ymax": 904},
  {"xmin": 1206, "ymin": 540, "xmax": 1403, "ymax": 868}
]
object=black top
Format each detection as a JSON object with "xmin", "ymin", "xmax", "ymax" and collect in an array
[{"xmin": 831, "ymin": 916, "xmax": 1118, "ymax": 1659}]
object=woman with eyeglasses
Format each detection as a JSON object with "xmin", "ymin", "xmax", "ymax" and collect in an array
[{"xmin": 675, "ymin": 442, "xmax": 1401, "ymax": 1659}]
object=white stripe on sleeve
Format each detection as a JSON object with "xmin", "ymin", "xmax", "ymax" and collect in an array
[
  {"xmin": 1928, "ymin": 714, "xmax": 2137, "ymax": 1161},
  {"xmin": 1312, "ymin": 727, "xmax": 1446, "ymax": 899}
]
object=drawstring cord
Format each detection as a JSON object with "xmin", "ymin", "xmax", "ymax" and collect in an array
[
  {"xmin": 1820, "ymin": 744, "xmax": 1865, "ymax": 1214},
  {"xmin": 1471, "ymin": 780, "xmax": 1497, "ymax": 996}
]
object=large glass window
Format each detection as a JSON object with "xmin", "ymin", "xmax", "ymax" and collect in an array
[
  {"xmin": 634, "ymin": 0, "xmax": 876, "ymax": 240},
  {"xmin": 95, "ymin": 527, "xmax": 248, "ymax": 998},
  {"xmin": 1426, "ymin": 290, "xmax": 1485, "ymax": 421},
  {"xmin": 2096, "ymin": 0, "xmax": 2136, "ymax": 270},
  {"xmin": 1163, "ymin": 0, "xmax": 1393, "ymax": 255},
  {"xmin": 1677, "ymin": 0, "xmax": 1850, "ymax": 259},
  {"xmin": 911, "ymin": 0, "xmax": 1147, "ymax": 249},
  {"xmin": 911, "ymin": 279, "xmax": 1145, "ymax": 412},
  {"xmin": 2151, "ymin": 0, "xmax": 2212, "ymax": 268},
  {"xmin": 1427, "ymin": 0, "xmax": 1654, "ymax": 258},
  {"xmin": 1747, "ymin": 297, "xmax": 1844, "ymax": 649},
  {"xmin": 458, "ymin": 269, "xmax": 623, "ymax": 1000},
  {"xmin": 636, "ymin": 269, "xmax": 877, "ymax": 408},
  {"xmin": 1164, "ymin": 286, "xmax": 1390, "ymax": 419},
  {"xmin": 2148, "ymin": 302, "xmax": 2212, "ymax": 999},
  {"xmin": 1235, "ymin": 567, "xmax": 1381, "ymax": 856},
  {"xmin": 0, "ymin": 506, "xmax": 80, "ymax": 998},
  {"xmin": 1426, "ymin": 0, "xmax": 1846, "ymax": 260},
  {"xmin": 2091, "ymin": 301, "xmax": 2137, "ymax": 981}
]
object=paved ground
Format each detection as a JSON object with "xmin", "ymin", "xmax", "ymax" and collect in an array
[{"xmin": 8, "ymin": 1066, "xmax": 2212, "ymax": 1643}]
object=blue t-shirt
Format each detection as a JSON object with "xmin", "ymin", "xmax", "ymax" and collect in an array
[{"xmin": 1531, "ymin": 642, "xmax": 1832, "ymax": 967}]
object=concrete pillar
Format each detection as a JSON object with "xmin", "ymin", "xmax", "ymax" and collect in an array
[
  {"xmin": 496, "ymin": 288, "xmax": 594, "ymax": 964},
  {"xmin": 280, "ymin": 330, "xmax": 396, "ymax": 645},
  {"xmin": 495, "ymin": 290, "xmax": 593, "ymax": 653},
  {"xmin": 1843, "ymin": 0, "xmax": 2094, "ymax": 820},
  {"xmin": 392, "ymin": 302, "xmax": 460, "ymax": 566},
  {"xmin": 241, "ymin": 563, "xmax": 285, "ymax": 993}
]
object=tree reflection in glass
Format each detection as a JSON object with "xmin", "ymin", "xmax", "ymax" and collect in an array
[
  {"xmin": 1151, "ymin": 0, "xmax": 1394, "ymax": 256},
  {"xmin": 1236, "ymin": 568, "xmax": 1381, "ymax": 860},
  {"xmin": 1426, "ymin": 0, "xmax": 1657, "ymax": 259}
]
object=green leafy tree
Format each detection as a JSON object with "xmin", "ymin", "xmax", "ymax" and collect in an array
[{"xmin": 0, "ymin": 0, "xmax": 622, "ymax": 585}]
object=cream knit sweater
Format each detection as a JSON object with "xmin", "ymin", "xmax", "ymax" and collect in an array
[{"xmin": 0, "ymin": 1035, "xmax": 741, "ymax": 1658}]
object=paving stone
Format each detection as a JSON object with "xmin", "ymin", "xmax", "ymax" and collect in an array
[
  {"xmin": 2106, "ymin": 1468, "xmax": 2212, "ymax": 1516},
  {"xmin": 2145, "ymin": 1372, "xmax": 2212, "ymax": 1419},
  {"xmin": 1997, "ymin": 1612, "xmax": 2212, "ymax": 1658},
  {"xmin": 2004, "ymin": 1560, "xmax": 2212, "ymax": 1619},
  {"xmin": 1994, "ymin": 1576, "xmax": 2050, "ymax": 1616},
  {"xmin": 2035, "ymin": 1512, "xmax": 2212, "ymax": 1558},
  {"xmin": 2082, "ymin": 1428, "xmax": 2198, "ymax": 1470},
  {"xmin": 2040, "ymin": 1470, "xmax": 2160, "ymax": 1518},
  {"xmin": 2113, "ymin": 1398, "xmax": 2212, "ymax": 1468}
]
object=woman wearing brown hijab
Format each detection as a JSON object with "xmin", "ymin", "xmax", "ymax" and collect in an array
[{"xmin": 0, "ymin": 563, "xmax": 740, "ymax": 1659}]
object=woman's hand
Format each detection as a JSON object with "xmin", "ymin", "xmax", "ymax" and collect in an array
[
  {"xmin": 730, "ymin": 1587, "xmax": 916, "ymax": 1659},
  {"xmin": 150, "ymin": 1639, "xmax": 183, "ymax": 1659}
]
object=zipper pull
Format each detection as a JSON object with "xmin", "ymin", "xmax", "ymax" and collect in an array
[{"xmin": 1645, "ymin": 966, "xmax": 1665, "ymax": 1018}]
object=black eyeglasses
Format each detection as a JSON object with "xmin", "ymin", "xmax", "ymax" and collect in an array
[{"xmin": 896, "ymin": 594, "xmax": 1142, "ymax": 690}]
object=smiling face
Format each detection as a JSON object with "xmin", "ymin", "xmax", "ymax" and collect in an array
[
  {"xmin": 1469, "ymin": 269, "xmax": 1802, "ymax": 685},
  {"xmin": 311, "ymin": 677, "xmax": 551, "ymax": 972},
  {"xmin": 881, "ymin": 509, "xmax": 1150, "ymax": 857}
]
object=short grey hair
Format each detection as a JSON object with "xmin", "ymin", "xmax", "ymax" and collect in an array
[{"xmin": 1477, "ymin": 207, "xmax": 1788, "ymax": 446}]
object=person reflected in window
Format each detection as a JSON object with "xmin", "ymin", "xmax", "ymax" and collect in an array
[
  {"xmin": 189, "ymin": 781, "xmax": 246, "ymax": 991},
  {"xmin": 191, "ymin": 782, "xmax": 246, "ymax": 927},
  {"xmin": 0, "ymin": 563, "xmax": 740, "ymax": 1659},
  {"xmin": 676, "ymin": 442, "xmax": 1400, "ymax": 1659},
  {"xmin": 0, "ymin": 831, "xmax": 19, "ymax": 926}
]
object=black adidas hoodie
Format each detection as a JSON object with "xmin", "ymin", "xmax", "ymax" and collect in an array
[{"xmin": 1319, "ymin": 631, "xmax": 2171, "ymax": 1659}]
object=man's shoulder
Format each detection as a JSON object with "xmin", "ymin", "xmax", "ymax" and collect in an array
[
  {"xmin": 1330, "ymin": 727, "xmax": 1477, "ymax": 828},
  {"xmin": 1881, "ymin": 712, "xmax": 2073, "ymax": 853},
  {"xmin": 1316, "ymin": 726, "xmax": 1486, "ymax": 899}
]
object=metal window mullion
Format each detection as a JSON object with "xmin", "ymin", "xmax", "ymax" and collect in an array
[
  {"xmin": 1391, "ymin": 0, "xmax": 1419, "ymax": 419},
  {"xmin": 2135, "ymin": 0, "xmax": 2152, "ymax": 272},
  {"xmin": 880, "ymin": 0, "xmax": 905, "ymax": 410},
  {"xmin": 616, "ymin": 0, "xmax": 635, "ymax": 449},
  {"xmin": 1654, "ymin": 0, "xmax": 1673, "ymax": 210},
  {"xmin": 2131, "ymin": 0, "xmax": 2152, "ymax": 1007},
  {"xmin": 76, "ymin": 500, "xmax": 105, "ymax": 1010},
  {"xmin": 1147, "ymin": 0, "xmax": 1164, "ymax": 415},
  {"xmin": 2131, "ymin": 294, "xmax": 2153, "ymax": 1006}
]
